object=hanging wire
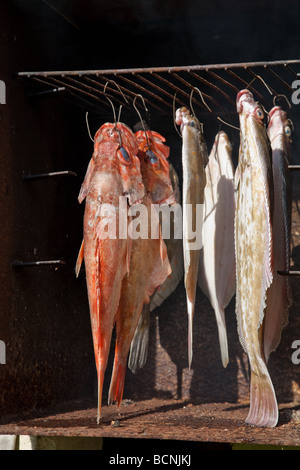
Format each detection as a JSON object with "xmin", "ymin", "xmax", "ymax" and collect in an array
[
  {"xmin": 85, "ymin": 112, "xmax": 95, "ymax": 143},
  {"xmin": 132, "ymin": 94, "xmax": 151, "ymax": 151},
  {"xmin": 172, "ymin": 91, "xmax": 182, "ymax": 138},
  {"xmin": 191, "ymin": 86, "xmax": 240, "ymax": 131}
]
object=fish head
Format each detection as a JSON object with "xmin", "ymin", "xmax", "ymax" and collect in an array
[
  {"xmin": 213, "ymin": 131, "xmax": 233, "ymax": 155},
  {"xmin": 209, "ymin": 131, "xmax": 234, "ymax": 179},
  {"xmin": 135, "ymin": 130, "xmax": 176, "ymax": 204},
  {"xmin": 267, "ymin": 106, "xmax": 293, "ymax": 154},
  {"xmin": 175, "ymin": 106, "xmax": 203, "ymax": 134},
  {"xmin": 236, "ymin": 89, "xmax": 265, "ymax": 124},
  {"xmin": 93, "ymin": 122, "xmax": 145, "ymax": 205}
]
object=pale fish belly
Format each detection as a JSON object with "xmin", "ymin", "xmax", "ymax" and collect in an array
[{"xmin": 235, "ymin": 157, "xmax": 278, "ymax": 427}]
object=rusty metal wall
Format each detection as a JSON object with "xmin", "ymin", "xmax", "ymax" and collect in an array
[{"xmin": 0, "ymin": 0, "xmax": 300, "ymax": 424}]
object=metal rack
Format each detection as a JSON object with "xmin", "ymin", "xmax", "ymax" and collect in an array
[
  {"xmin": 18, "ymin": 59, "xmax": 300, "ymax": 121},
  {"xmin": 18, "ymin": 59, "xmax": 300, "ymax": 275}
]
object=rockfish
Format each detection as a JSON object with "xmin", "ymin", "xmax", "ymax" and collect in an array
[
  {"xmin": 198, "ymin": 131, "xmax": 236, "ymax": 368},
  {"xmin": 264, "ymin": 106, "xmax": 293, "ymax": 362},
  {"xmin": 108, "ymin": 130, "xmax": 173, "ymax": 404},
  {"xmin": 235, "ymin": 89, "xmax": 277, "ymax": 427},
  {"xmin": 128, "ymin": 158, "xmax": 183, "ymax": 373},
  {"xmin": 175, "ymin": 107, "xmax": 207, "ymax": 368},
  {"xmin": 76, "ymin": 122, "xmax": 145, "ymax": 423}
]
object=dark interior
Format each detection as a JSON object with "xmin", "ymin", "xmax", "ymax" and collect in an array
[{"xmin": 0, "ymin": 0, "xmax": 300, "ymax": 449}]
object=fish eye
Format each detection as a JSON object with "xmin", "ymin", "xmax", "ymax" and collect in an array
[
  {"xmin": 255, "ymin": 107, "xmax": 264, "ymax": 120},
  {"xmin": 146, "ymin": 149, "xmax": 160, "ymax": 168},
  {"xmin": 285, "ymin": 125, "xmax": 292, "ymax": 137},
  {"xmin": 189, "ymin": 120, "xmax": 195, "ymax": 127},
  {"xmin": 118, "ymin": 146, "xmax": 131, "ymax": 165}
]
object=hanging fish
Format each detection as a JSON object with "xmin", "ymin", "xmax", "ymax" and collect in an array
[
  {"xmin": 175, "ymin": 107, "xmax": 207, "ymax": 368},
  {"xmin": 264, "ymin": 106, "xmax": 293, "ymax": 362},
  {"xmin": 128, "ymin": 130, "xmax": 183, "ymax": 373},
  {"xmin": 108, "ymin": 132, "xmax": 173, "ymax": 404},
  {"xmin": 235, "ymin": 89, "xmax": 277, "ymax": 427},
  {"xmin": 198, "ymin": 131, "xmax": 236, "ymax": 368},
  {"xmin": 149, "ymin": 162, "xmax": 183, "ymax": 311},
  {"xmin": 76, "ymin": 122, "xmax": 145, "ymax": 423}
]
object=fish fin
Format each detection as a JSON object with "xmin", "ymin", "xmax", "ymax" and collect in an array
[
  {"xmin": 75, "ymin": 239, "xmax": 84, "ymax": 277},
  {"xmin": 246, "ymin": 369, "xmax": 278, "ymax": 428},
  {"xmin": 128, "ymin": 303, "xmax": 150, "ymax": 373},
  {"xmin": 108, "ymin": 358, "xmax": 127, "ymax": 407},
  {"xmin": 214, "ymin": 305, "xmax": 229, "ymax": 368},
  {"xmin": 96, "ymin": 363, "xmax": 106, "ymax": 424},
  {"xmin": 187, "ymin": 296, "xmax": 194, "ymax": 369},
  {"xmin": 150, "ymin": 243, "xmax": 184, "ymax": 311},
  {"xmin": 78, "ymin": 158, "xmax": 94, "ymax": 203}
]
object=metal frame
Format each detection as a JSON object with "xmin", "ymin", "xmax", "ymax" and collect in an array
[{"xmin": 18, "ymin": 59, "xmax": 300, "ymax": 119}]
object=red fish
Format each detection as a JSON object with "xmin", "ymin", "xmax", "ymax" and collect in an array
[
  {"xmin": 108, "ymin": 130, "xmax": 173, "ymax": 405},
  {"xmin": 128, "ymin": 132, "xmax": 181, "ymax": 373},
  {"xmin": 76, "ymin": 122, "xmax": 144, "ymax": 423}
]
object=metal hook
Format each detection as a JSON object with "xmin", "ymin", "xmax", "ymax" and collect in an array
[
  {"xmin": 273, "ymin": 93, "xmax": 292, "ymax": 112},
  {"xmin": 133, "ymin": 94, "xmax": 151, "ymax": 151},
  {"xmin": 191, "ymin": 86, "xmax": 239, "ymax": 132},
  {"xmin": 103, "ymin": 80, "xmax": 130, "ymax": 124},
  {"xmin": 103, "ymin": 81, "xmax": 118, "ymax": 126},
  {"xmin": 85, "ymin": 112, "xmax": 95, "ymax": 143},
  {"xmin": 172, "ymin": 91, "xmax": 182, "ymax": 138},
  {"xmin": 190, "ymin": 87, "xmax": 212, "ymax": 115}
]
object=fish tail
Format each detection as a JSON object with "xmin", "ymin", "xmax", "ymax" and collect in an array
[
  {"xmin": 75, "ymin": 239, "xmax": 84, "ymax": 277},
  {"xmin": 214, "ymin": 306, "xmax": 229, "ymax": 368},
  {"xmin": 96, "ymin": 363, "xmax": 106, "ymax": 425},
  {"xmin": 246, "ymin": 370, "xmax": 278, "ymax": 428},
  {"xmin": 187, "ymin": 297, "xmax": 194, "ymax": 369},
  {"xmin": 128, "ymin": 304, "xmax": 150, "ymax": 374},
  {"xmin": 108, "ymin": 357, "xmax": 127, "ymax": 407}
]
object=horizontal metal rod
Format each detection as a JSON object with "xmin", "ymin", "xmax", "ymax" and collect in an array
[
  {"xmin": 17, "ymin": 59, "xmax": 300, "ymax": 78},
  {"xmin": 278, "ymin": 270, "xmax": 300, "ymax": 276},
  {"xmin": 12, "ymin": 260, "xmax": 66, "ymax": 267},
  {"xmin": 288, "ymin": 165, "xmax": 300, "ymax": 171},
  {"xmin": 22, "ymin": 171, "xmax": 77, "ymax": 180},
  {"xmin": 28, "ymin": 87, "xmax": 66, "ymax": 97}
]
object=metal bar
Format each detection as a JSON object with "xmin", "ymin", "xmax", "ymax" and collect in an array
[
  {"xmin": 41, "ymin": 0, "xmax": 80, "ymax": 30},
  {"xmin": 12, "ymin": 260, "xmax": 66, "ymax": 267},
  {"xmin": 189, "ymin": 70, "xmax": 236, "ymax": 106},
  {"xmin": 205, "ymin": 69, "xmax": 240, "ymax": 94},
  {"xmin": 22, "ymin": 171, "xmax": 77, "ymax": 181},
  {"xmin": 288, "ymin": 165, "xmax": 300, "ymax": 171},
  {"xmin": 265, "ymin": 65, "xmax": 293, "ymax": 92},
  {"xmin": 284, "ymin": 63, "xmax": 298, "ymax": 77},
  {"xmin": 246, "ymin": 67, "xmax": 277, "ymax": 98},
  {"xmin": 17, "ymin": 59, "xmax": 300, "ymax": 78},
  {"xmin": 150, "ymin": 72, "xmax": 188, "ymax": 106},
  {"xmin": 112, "ymin": 74, "xmax": 168, "ymax": 113},
  {"xmin": 134, "ymin": 73, "xmax": 185, "ymax": 107},
  {"xmin": 82, "ymin": 76, "xmax": 133, "ymax": 112},
  {"xmin": 225, "ymin": 68, "xmax": 265, "ymax": 103},
  {"xmin": 62, "ymin": 75, "xmax": 112, "ymax": 108},
  {"xmin": 28, "ymin": 87, "xmax": 66, "ymax": 97},
  {"xmin": 278, "ymin": 270, "xmax": 300, "ymax": 276},
  {"xmin": 27, "ymin": 76, "xmax": 106, "ymax": 115}
]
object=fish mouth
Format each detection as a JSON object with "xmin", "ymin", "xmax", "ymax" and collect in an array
[
  {"xmin": 267, "ymin": 106, "xmax": 283, "ymax": 127},
  {"xmin": 236, "ymin": 89, "xmax": 252, "ymax": 113}
]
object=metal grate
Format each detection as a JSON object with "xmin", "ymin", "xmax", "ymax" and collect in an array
[{"xmin": 18, "ymin": 59, "xmax": 300, "ymax": 124}]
